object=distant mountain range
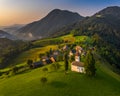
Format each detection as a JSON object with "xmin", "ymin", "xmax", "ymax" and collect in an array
[
  {"xmin": 15, "ymin": 9, "xmax": 84, "ymax": 40},
  {"xmin": 0, "ymin": 30, "xmax": 16, "ymax": 40},
  {"xmin": 0, "ymin": 24, "xmax": 25, "ymax": 34}
]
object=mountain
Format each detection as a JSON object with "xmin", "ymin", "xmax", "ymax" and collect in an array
[
  {"xmin": 15, "ymin": 9, "xmax": 84, "ymax": 40},
  {"xmin": 81, "ymin": 6, "xmax": 120, "ymax": 47},
  {"xmin": 0, "ymin": 30, "xmax": 16, "ymax": 40},
  {"xmin": 57, "ymin": 6, "xmax": 120, "ymax": 49}
]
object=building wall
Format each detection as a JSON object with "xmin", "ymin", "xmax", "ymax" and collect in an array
[
  {"xmin": 71, "ymin": 65, "xmax": 85, "ymax": 73},
  {"xmin": 75, "ymin": 56, "xmax": 80, "ymax": 62}
]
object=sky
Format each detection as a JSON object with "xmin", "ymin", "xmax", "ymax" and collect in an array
[{"xmin": 0, "ymin": 0, "xmax": 120, "ymax": 26}]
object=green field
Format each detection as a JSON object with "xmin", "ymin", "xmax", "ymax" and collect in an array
[
  {"xmin": 0, "ymin": 35, "xmax": 120, "ymax": 96},
  {"xmin": 0, "ymin": 60, "xmax": 120, "ymax": 96}
]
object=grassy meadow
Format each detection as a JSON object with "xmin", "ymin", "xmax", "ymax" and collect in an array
[
  {"xmin": 0, "ymin": 35, "xmax": 120, "ymax": 96},
  {"xmin": 0, "ymin": 61, "xmax": 120, "ymax": 96}
]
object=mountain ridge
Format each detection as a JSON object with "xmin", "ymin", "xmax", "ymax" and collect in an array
[
  {"xmin": 54, "ymin": 6, "xmax": 120, "ymax": 49},
  {"xmin": 15, "ymin": 9, "xmax": 84, "ymax": 40},
  {"xmin": 0, "ymin": 30, "xmax": 16, "ymax": 40}
]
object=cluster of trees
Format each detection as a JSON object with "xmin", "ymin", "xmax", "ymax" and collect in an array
[
  {"xmin": 0, "ymin": 38, "xmax": 31, "ymax": 68},
  {"xmin": 0, "ymin": 64, "xmax": 29, "ymax": 78}
]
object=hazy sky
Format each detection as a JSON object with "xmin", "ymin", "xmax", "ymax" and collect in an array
[{"xmin": 0, "ymin": 0, "xmax": 120, "ymax": 26}]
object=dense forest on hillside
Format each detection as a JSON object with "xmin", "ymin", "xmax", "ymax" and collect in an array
[{"xmin": 91, "ymin": 34, "xmax": 120, "ymax": 74}]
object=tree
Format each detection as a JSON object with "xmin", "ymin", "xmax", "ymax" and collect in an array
[
  {"xmin": 70, "ymin": 29, "xmax": 79, "ymax": 36},
  {"xmin": 40, "ymin": 77, "xmax": 47, "ymax": 85},
  {"xmin": 50, "ymin": 63, "xmax": 60, "ymax": 71},
  {"xmin": 9, "ymin": 66, "xmax": 18, "ymax": 75},
  {"xmin": 42, "ymin": 67, "xmax": 48, "ymax": 72},
  {"xmin": 64, "ymin": 52, "xmax": 69, "ymax": 72},
  {"xmin": 85, "ymin": 50, "xmax": 96, "ymax": 76},
  {"xmin": 92, "ymin": 33, "xmax": 102, "ymax": 46},
  {"xmin": 49, "ymin": 48, "xmax": 53, "ymax": 55},
  {"xmin": 45, "ymin": 51, "xmax": 50, "ymax": 57},
  {"xmin": 57, "ymin": 53, "xmax": 63, "ymax": 61},
  {"xmin": 27, "ymin": 59, "xmax": 33, "ymax": 68},
  {"xmin": 69, "ymin": 55, "xmax": 75, "ymax": 63},
  {"xmin": 39, "ymin": 53, "xmax": 44, "ymax": 60}
]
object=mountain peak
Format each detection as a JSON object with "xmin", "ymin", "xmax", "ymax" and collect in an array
[
  {"xmin": 51, "ymin": 9, "xmax": 62, "ymax": 12},
  {"xmin": 96, "ymin": 6, "xmax": 120, "ymax": 16},
  {"xmin": 106, "ymin": 6, "xmax": 120, "ymax": 9},
  {"xmin": 16, "ymin": 9, "xmax": 84, "ymax": 40},
  {"xmin": 48, "ymin": 9, "xmax": 82, "ymax": 17}
]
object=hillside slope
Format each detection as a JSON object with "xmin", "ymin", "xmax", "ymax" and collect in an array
[
  {"xmin": 54, "ymin": 6, "xmax": 120, "ymax": 49},
  {"xmin": 0, "ymin": 35, "xmax": 120, "ymax": 96},
  {"xmin": 0, "ymin": 60, "xmax": 120, "ymax": 96},
  {"xmin": 78, "ymin": 6, "xmax": 120, "ymax": 48}
]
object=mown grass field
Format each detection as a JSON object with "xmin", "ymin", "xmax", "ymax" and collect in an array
[{"xmin": 0, "ymin": 61, "xmax": 120, "ymax": 96}]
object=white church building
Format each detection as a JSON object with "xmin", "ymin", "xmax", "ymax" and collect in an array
[
  {"xmin": 71, "ymin": 46, "xmax": 85, "ymax": 73},
  {"xmin": 71, "ymin": 61, "xmax": 85, "ymax": 73}
]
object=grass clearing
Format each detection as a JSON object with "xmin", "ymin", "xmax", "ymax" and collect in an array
[{"xmin": 0, "ymin": 61, "xmax": 120, "ymax": 96}]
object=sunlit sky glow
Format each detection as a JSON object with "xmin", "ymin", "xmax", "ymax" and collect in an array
[{"xmin": 0, "ymin": 0, "xmax": 120, "ymax": 26}]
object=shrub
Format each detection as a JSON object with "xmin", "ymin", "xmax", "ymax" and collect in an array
[
  {"xmin": 40, "ymin": 77, "xmax": 47, "ymax": 85},
  {"xmin": 42, "ymin": 67, "xmax": 48, "ymax": 72},
  {"xmin": 1, "ymin": 73, "xmax": 9, "ymax": 79},
  {"xmin": 57, "ymin": 54, "xmax": 63, "ymax": 61},
  {"xmin": 0, "ymin": 71, "xmax": 2, "ymax": 76},
  {"xmin": 8, "ymin": 71, "xmax": 15, "ymax": 76},
  {"xmin": 69, "ymin": 55, "xmax": 75, "ymax": 63},
  {"xmin": 27, "ymin": 59, "xmax": 33, "ymax": 68},
  {"xmin": 10, "ymin": 66, "xmax": 18, "ymax": 75},
  {"xmin": 50, "ymin": 63, "xmax": 60, "ymax": 71}
]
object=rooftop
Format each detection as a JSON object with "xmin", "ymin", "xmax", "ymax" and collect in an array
[{"xmin": 72, "ymin": 61, "xmax": 84, "ymax": 67}]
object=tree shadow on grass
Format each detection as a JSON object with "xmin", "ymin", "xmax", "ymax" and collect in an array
[{"xmin": 50, "ymin": 81, "xmax": 67, "ymax": 88}]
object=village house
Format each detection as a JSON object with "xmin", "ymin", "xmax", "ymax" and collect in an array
[
  {"xmin": 69, "ymin": 49, "xmax": 76, "ymax": 57},
  {"xmin": 69, "ymin": 50, "xmax": 74, "ymax": 56},
  {"xmin": 63, "ymin": 45, "xmax": 69, "ymax": 51},
  {"xmin": 50, "ymin": 56, "xmax": 56, "ymax": 63},
  {"xmin": 75, "ymin": 45, "xmax": 83, "ymax": 54},
  {"xmin": 32, "ymin": 61, "xmax": 43, "ymax": 68},
  {"xmin": 71, "ymin": 61, "xmax": 85, "ymax": 73},
  {"xmin": 53, "ymin": 50, "xmax": 59, "ymax": 56}
]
